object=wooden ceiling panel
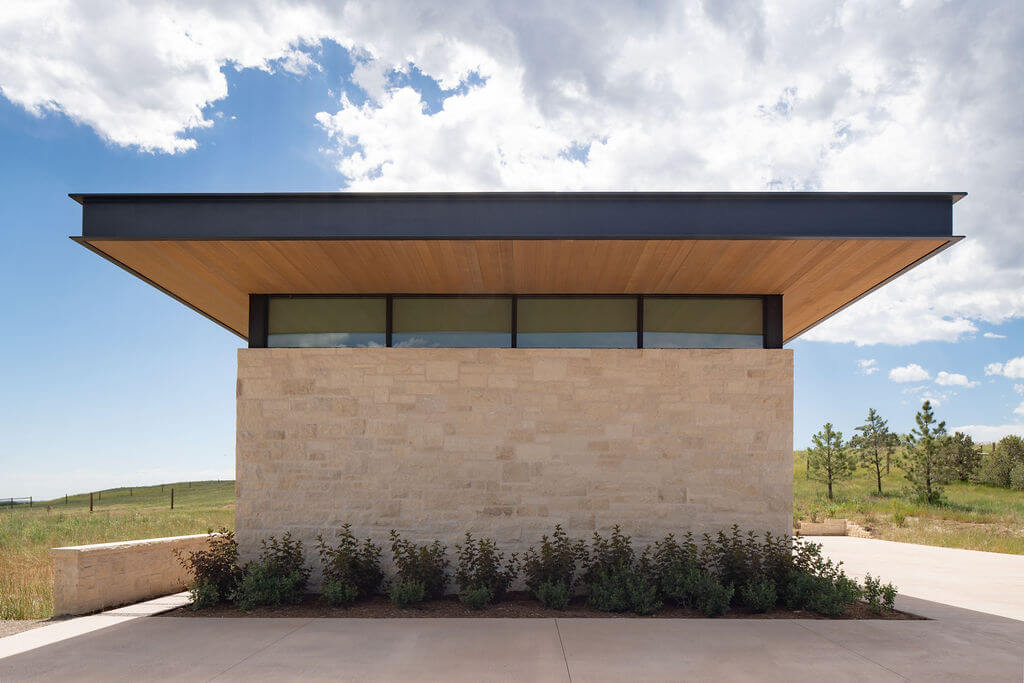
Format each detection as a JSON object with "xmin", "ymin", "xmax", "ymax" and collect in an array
[{"xmin": 84, "ymin": 238, "xmax": 951, "ymax": 342}]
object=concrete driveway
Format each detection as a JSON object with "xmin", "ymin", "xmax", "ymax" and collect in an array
[{"xmin": 1, "ymin": 538, "xmax": 1022, "ymax": 682}]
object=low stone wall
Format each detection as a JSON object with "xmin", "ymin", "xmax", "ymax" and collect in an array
[{"xmin": 51, "ymin": 534, "xmax": 211, "ymax": 616}]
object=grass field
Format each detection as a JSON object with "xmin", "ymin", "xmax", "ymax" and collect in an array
[
  {"xmin": 0, "ymin": 481, "xmax": 234, "ymax": 620},
  {"xmin": 793, "ymin": 452, "xmax": 1024, "ymax": 555}
]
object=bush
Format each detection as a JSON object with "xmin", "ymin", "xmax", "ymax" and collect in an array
[
  {"xmin": 582, "ymin": 526, "xmax": 635, "ymax": 586},
  {"xmin": 454, "ymin": 533, "xmax": 518, "ymax": 604},
  {"xmin": 317, "ymin": 524, "xmax": 385, "ymax": 600},
  {"xmin": 323, "ymin": 579, "xmax": 360, "ymax": 607},
  {"xmin": 234, "ymin": 565, "xmax": 307, "ymax": 611},
  {"xmin": 976, "ymin": 435, "xmax": 1024, "ymax": 488},
  {"xmin": 175, "ymin": 529, "xmax": 241, "ymax": 605},
  {"xmin": 390, "ymin": 580, "xmax": 427, "ymax": 607},
  {"xmin": 389, "ymin": 531, "xmax": 449, "ymax": 599},
  {"xmin": 523, "ymin": 525, "xmax": 588, "ymax": 596},
  {"xmin": 187, "ymin": 580, "xmax": 220, "ymax": 611},
  {"xmin": 626, "ymin": 571, "xmax": 663, "ymax": 616},
  {"xmin": 587, "ymin": 569, "xmax": 631, "ymax": 612},
  {"xmin": 458, "ymin": 586, "xmax": 493, "ymax": 610},
  {"xmin": 740, "ymin": 578, "xmax": 777, "ymax": 613},
  {"xmin": 693, "ymin": 573, "xmax": 733, "ymax": 617},
  {"xmin": 534, "ymin": 580, "xmax": 570, "ymax": 610},
  {"xmin": 1010, "ymin": 463, "xmax": 1024, "ymax": 491},
  {"xmin": 232, "ymin": 533, "xmax": 310, "ymax": 611},
  {"xmin": 862, "ymin": 573, "xmax": 897, "ymax": 613}
]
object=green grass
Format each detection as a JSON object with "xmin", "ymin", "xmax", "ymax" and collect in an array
[
  {"xmin": 793, "ymin": 452, "xmax": 1024, "ymax": 555},
  {"xmin": 0, "ymin": 481, "xmax": 234, "ymax": 620}
]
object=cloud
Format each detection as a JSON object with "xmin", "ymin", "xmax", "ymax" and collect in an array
[
  {"xmin": 2, "ymin": 2, "xmax": 1024, "ymax": 345},
  {"xmin": 1015, "ymin": 403, "xmax": 1024, "ymax": 416},
  {"xmin": 1015, "ymin": 384, "xmax": 1024, "ymax": 395},
  {"xmin": 889, "ymin": 364, "xmax": 930, "ymax": 383},
  {"xmin": 856, "ymin": 358, "xmax": 879, "ymax": 375},
  {"xmin": 985, "ymin": 356, "xmax": 1024, "ymax": 378},
  {"xmin": 951, "ymin": 424, "xmax": 1024, "ymax": 443},
  {"xmin": 984, "ymin": 332, "xmax": 1007, "ymax": 339},
  {"xmin": 935, "ymin": 371, "xmax": 979, "ymax": 388}
]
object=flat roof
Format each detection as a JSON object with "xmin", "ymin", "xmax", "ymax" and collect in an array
[{"xmin": 71, "ymin": 192, "xmax": 964, "ymax": 342}]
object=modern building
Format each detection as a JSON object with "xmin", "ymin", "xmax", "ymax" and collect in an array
[{"xmin": 71, "ymin": 192, "xmax": 963, "ymax": 562}]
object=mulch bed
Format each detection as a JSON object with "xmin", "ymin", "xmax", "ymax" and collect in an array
[{"xmin": 160, "ymin": 591, "xmax": 922, "ymax": 620}]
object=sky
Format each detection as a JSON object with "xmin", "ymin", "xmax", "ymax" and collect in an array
[{"xmin": 2, "ymin": 1, "xmax": 1023, "ymax": 499}]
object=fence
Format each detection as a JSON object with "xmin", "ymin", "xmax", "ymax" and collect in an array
[{"xmin": 0, "ymin": 497, "xmax": 33, "ymax": 508}]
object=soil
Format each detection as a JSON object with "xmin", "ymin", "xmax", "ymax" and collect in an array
[
  {"xmin": 0, "ymin": 619, "xmax": 47, "ymax": 639},
  {"xmin": 160, "ymin": 591, "xmax": 923, "ymax": 620}
]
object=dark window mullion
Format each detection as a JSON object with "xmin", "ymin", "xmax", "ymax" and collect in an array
[
  {"xmin": 511, "ymin": 295, "xmax": 518, "ymax": 348},
  {"xmin": 385, "ymin": 295, "xmax": 393, "ymax": 347},
  {"xmin": 637, "ymin": 295, "xmax": 643, "ymax": 349}
]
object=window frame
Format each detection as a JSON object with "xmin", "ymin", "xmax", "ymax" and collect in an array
[{"xmin": 251, "ymin": 294, "xmax": 782, "ymax": 349}]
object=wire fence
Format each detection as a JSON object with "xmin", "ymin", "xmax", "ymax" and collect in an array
[{"xmin": 0, "ymin": 497, "xmax": 33, "ymax": 508}]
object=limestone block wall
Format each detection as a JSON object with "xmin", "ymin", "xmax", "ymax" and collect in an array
[
  {"xmin": 236, "ymin": 348, "xmax": 792, "ymax": 574},
  {"xmin": 51, "ymin": 534, "xmax": 211, "ymax": 616}
]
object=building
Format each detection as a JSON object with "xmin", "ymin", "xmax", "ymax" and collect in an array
[{"xmin": 71, "ymin": 191, "xmax": 963, "ymax": 563}]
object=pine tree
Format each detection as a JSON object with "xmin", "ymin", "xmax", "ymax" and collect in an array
[
  {"xmin": 947, "ymin": 432, "xmax": 982, "ymax": 482},
  {"xmin": 806, "ymin": 423, "xmax": 855, "ymax": 500},
  {"xmin": 903, "ymin": 401, "xmax": 950, "ymax": 504},
  {"xmin": 851, "ymin": 408, "xmax": 892, "ymax": 494}
]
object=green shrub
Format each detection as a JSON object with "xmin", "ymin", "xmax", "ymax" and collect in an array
[
  {"xmin": 234, "ymin": 565, "xmax": 306, "ymax": 611},
  {"xmin": 582, "ymin": 526, "xmax": 635, "ymax": 586},
  {"xmin": 587, "ymin": 569, "xmax": 631, "ymax": 612},
  {"xmin": 175, "ymin": 529, "xmax": 241, "ymax": 603},
  {"xmin": 454, "ymin": 533, "xmax": 518, "ymax": 603},
  {"xmin": 976, "ymin": 435, "xmax": 1024, "ymax": 488},
  {"xmin": 390, "ymin": 580, "xmax": 427, "ymax": 607},
  {"xmin": 323, "ymin": 579, "xmax": 360, "ymax": 607},
  {"xmin": 693, "ymin": 573, "xmax": 733, "ymax": 617},
  {"xmin": 862, "ymin": 573, "xmax": 897, "ymax": 613},
  {"xmin": 522, "ymin": 525, "xmax": 588, "ymax": 595},
  {"xmin": 458, "ymin": 586, "xmax": 493, "ymax": 610},
  {"xmin": 232, "ymin": 533, "xmax": 311, "ymax": 611},
  {"xmin": 649, "ymin": 533, "xmax": 701, "ymax": 594},
  {"xmin": 389, "ymin": 531, "xmax": 449, "ymax": 599},
  {"xmin": 892, "ymin": 511, "xmax": 906, "ymax": 527},
  {"xmin": 187, "ymin": 580, "xmax": 220, "ymax": 611},
  {"xmin": 1010, "ymin": 464, "xmax": 1024, "ymax": 491},
  {"xmin": 316, "ymin": 524, "xmax": 384, "ymax": 599},
  {"xmin": 740, "ymin": 578, "xmax": 777, "ymax": 613},
  {"xmin": 626, "ymin": 571, "xmax": 663, "ymax": 616},
  {"xmin": 534, "ymin": 580, "xmax": 570, "ymax": 609}
]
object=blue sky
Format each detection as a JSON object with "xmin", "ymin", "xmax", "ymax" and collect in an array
[{"xmin": 2, "ymin": 3, "xmax": 1023, "ymax": 498}]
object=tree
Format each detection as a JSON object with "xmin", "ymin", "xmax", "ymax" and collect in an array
[
  {"xmin": 903, "ymin": 401, "xmax": 951, "ymax": 503},
  {"xmin": 806, "ymin": 423, "xmax": 855, "ymax": 500},
  {"xmin": 850, "ymin": 408, "xmax": 892, "ymax": 494},
  {"xmin": 947, "ymin": 432, "xmax": 982, "ymax": 482},
  {"xmin": 977, "ymin": 435, "xmax": 1024, "ymax": 487}
]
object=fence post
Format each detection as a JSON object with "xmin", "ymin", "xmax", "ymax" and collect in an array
[
  {"xmin": 65, "ymin": 494, "xmax": 68, "ymax": 505},
  {"xmin": 170, "ymin": 488, "xmax": 174, "ymax": 510},
  {"xmin": 29, "ymin": 496, "xmax": 32, "ymax": 508},
  {"xmin": 130, "ymin": 487, "xmax": 133, "ymax": 497},
  {"xmin": 98, "ymin": 491, "xmax": 101, "ymax": 501},
  {"xmin": 89, "ymin": 492, "xmax": 93, "ymax": 513}
]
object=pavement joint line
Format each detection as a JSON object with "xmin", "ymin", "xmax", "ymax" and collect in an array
[
  {"xmin": 554, "ymin": 618, "xmax": 572, "ymax": 682},
  {"xmin": 206, "ymin": 618, "xmax": 315, "ymax": 682},
  {"xmin": 792, "ymin": 620, "xmax": 907, "ymax": 680}
]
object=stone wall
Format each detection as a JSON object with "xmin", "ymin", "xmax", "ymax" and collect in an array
[
  {"xmin": 236, "ymin": 348, "xmax": 792, "ymax": 576},
  {"xmin": 51, "ymin": 534, "xmax": 211, "ymax": 616}
]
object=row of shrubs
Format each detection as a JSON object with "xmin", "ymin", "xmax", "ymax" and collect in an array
[{"xmin": 177, "ymin": 524, "xmax": 897, "ymax": 617}]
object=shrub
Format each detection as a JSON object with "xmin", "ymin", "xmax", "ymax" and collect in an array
[
  {"xmin": 523, "ymin": 525, "xmax": 588, "ymax": 596},
  {"xmin": 389, "ymin": 531, "xmax": 449, "ymax": 599},
  {"xmin": 587, "ymin": 569, "xmax": 631, "ymax": 612},
  {"xmin": 454, "ymin": 533, "xmax": 518, "ymax": 604},
  {"xmin": 1010, "ymin": 463, "xmax": 1024, "ymax": 491},
  {"xmin": 625, "ymin": 571, "xmax": 663, "ymax": 616},
  {"xmin": 187, "ymin": 580, "xmax": 220, "ymax": 611},
  {"xmin": 232, "ymin": 533, "xmax": 311, "ymax": 611},
  {"xmin": 323, "ymin": 579, "xmax": 360, "ymax": 607},
  {"xmin": 862, "ymin": 573, "xmax": 897, "ymax": 613},
  {"xmin": 534, "ymin": 580, "xmax": 570, "ymax": 610},
  {"xmin": 740, "ymin": 578, "xmax": 777, "ymax": 613},
  {"xmin": 317, "ymin": 524, "xmax": 385, "ymax": 599},
  {"xmin": 692, "ymin": 573, "xmax": 733, "ymax": 617},
  {"xmin": 977, "ymin": 435, "xmax": 1024, "ymax": 488},
  {"xmin": 390, "ymin": 580, "xmax": 427, "ymax": 608},
  {"xmin": 892, "ymin": 511, "xmax": 906, "ymax": 527},
  {"xmin": 175, "ymin": 529, "xmax": 241, "ymax": 605},
  {"xmin": 458, "ymin": 586, "xmax": 493, "ymax": 610},
  {"xmin": 582, "ymin": 526, "xmax": 635, "ymax": 586},
  {"xmin": 234, "ymin": 564, "xmax": 307, "ymax": 611}
]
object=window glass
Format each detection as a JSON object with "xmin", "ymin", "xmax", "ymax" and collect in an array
[
  {"xmin": 268, "ymin": 297, "xmax": 386, "ymax": 348},
  {"xmin": 517, "ymin": 297, "xmax": 637, "ymax": 348},
  {"xmin": 392, "ymin": 297, "xmax": 512, "ymax": 348},
  {"xmin": 643, "ymin": 297, "xmax": 762, "ymax": 348}
]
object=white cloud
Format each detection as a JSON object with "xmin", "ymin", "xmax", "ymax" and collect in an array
[
  {"xmin": 935, "ymin": 371, "xmax": 979, "ymax": 388},
  {"xmin": 2, "ymin": 2, "xmax": 1024, "ymax": 344},
  {"xmin": 1015, "ymin": 403, "xmax": 1024, "ymax": 416},
  {"xmin": 985, "ymin": 356, "xmax": 1024, "ymax": 378},
  {"xmin": 1015, "ymin": 384, "xmax": 1024, "ymax": 395},
  {"xmin": 889, "ymin": 364, "xmax": 930, "ymax": 383},
  {"xmin": 951, "ymin": 424, "xmax": 1024, "ymax": 443},
  {"xmin": 984, "ymin": 332, "xmax": 1007, "ymax": 339},
  {"xmin": 856, "ymin": 358, "xmax": 879, "ymax": 375}
]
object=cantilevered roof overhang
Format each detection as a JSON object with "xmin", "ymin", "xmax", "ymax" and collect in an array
[{"xmin": 70, "ymin": 192, "xmax": 964, "ymax": 343}]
